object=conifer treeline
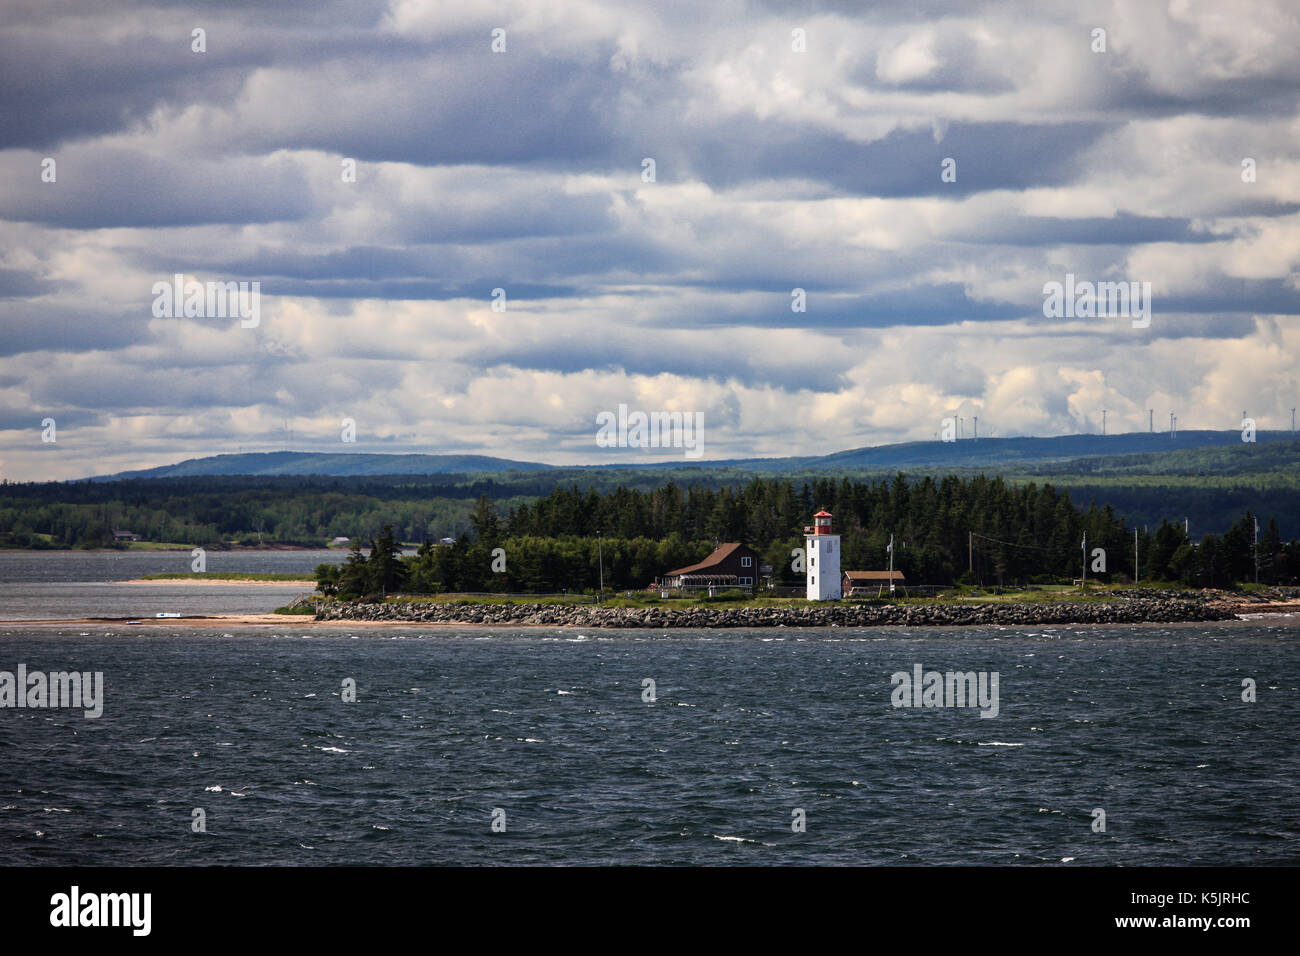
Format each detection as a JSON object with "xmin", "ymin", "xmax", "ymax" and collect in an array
[{"xmin": 319, "ymin": 475, "xmax": 1300, "ymax": 596}]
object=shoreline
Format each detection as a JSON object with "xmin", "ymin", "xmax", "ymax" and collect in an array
[
  {"xmin": 1, "ymin": 610, "xmax": 1295, "ymax": 631},
  {"xmin": 4, "ymin": 595, "xmax": 1296, "ymax": 631},
  {"xmin": 0, "ymin": 546, "xmax": 342, "ymax": 553},
  {"xmin": 0, "ymin": 615, "xmax": 483, "ymax": 629},
  {"xmin": 314, "ymin": 595, "xmax": 1282, "ymax": 629},
  {"xmin": 113, "ymin": 578, "xmax": 315, "ymax": 586}
]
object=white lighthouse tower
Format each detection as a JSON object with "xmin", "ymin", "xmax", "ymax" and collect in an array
[{"xmin": 805, "ymin": 509, "xmax": 841, "ymax": 600}]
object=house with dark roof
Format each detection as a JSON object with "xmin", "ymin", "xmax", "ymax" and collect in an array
[{"xmin": 659, "ymin": 542, "xmax": 762, "ymax": 590}]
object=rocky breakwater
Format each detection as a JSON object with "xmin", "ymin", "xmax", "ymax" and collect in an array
[{"xmin": 315, "ymin": 596, "xmax": 1235, "ymax": 628}]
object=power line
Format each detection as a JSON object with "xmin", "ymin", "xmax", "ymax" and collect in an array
[{"xmin": 970, "ymin": 531, "xmax": 1052, "ymax": 553}]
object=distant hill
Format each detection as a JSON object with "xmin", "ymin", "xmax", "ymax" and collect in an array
[
  {"xmin": 92, "ymin": 451, "xmax": 554, "ymax": 480},
  {"xmin": 87, "ymin": 430, "xmax": 1299, "ymax": 480},
  {"xmin": 654, "ymin": 429, "xmax": 1297, "ymax": 472}
]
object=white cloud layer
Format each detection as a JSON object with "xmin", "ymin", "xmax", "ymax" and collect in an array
[{"xmin": 0, "ymin": 0, "xmax": 1297, "ymax": 480}]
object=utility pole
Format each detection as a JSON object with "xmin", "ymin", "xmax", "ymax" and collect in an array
[
  {"xmin": 973, "ymin": 417, "xmax": 978, "ymax": 441},
  {"xmin": 1081, "ymin": 531, "xmax": 1087, "ymax": 591},
  {"xmin": 1169, "ymin": 412, "xmax": 1175, "ymax": 437},
  {"xmin": 959, "ymin": 416, "xmax": 964, "ymax": 440},
  {"xmin": 1076, "ymin": 530, "xmax": 1086, "ymax": 590},
  {"xmin": 1254, "ymin": 518, "xmax": 1259, "ymax": 584},
  {"xmin": 1149, "ymin": 409, "xmax": 1154, "ymax": 433},
  {"xmin": 1134, "ymin": 527, "xmax": 1139, "ymax": 585},
  {"xmin": 597, "ymin": 530, "xmax": 604, "ymax": 603},
  {"xmin": 1102, "ymin": 409, "xmax": 1106, "ymax": 435},
  {"xmin": 888, "ymin": 534, "xmax": 895, "ymax": 594},
  {"xmin": 1292, "ymin": 407, "xmax": 1296, "ymax": 434}
]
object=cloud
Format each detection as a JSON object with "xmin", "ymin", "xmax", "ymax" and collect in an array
[{"xmin": 0, "ymin": 0, "xmax": 1298, "ymax": 480}]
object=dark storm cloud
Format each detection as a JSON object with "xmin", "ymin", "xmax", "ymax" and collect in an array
[
  {"xmin": 948, "ymin": 213, "xmax": 1225, "ymax": 247},
  {"xmin": 0, "ymin": 268, "xmax": 65, "ymax": 298},
  {"xmin": 258, "ymin": 278, "xmax": 580, "ymax": 301},
  {"xmin": 182, "ymin": 232, "xmax": 686, "ymax": 289},
  {"xmin": 0, "ymin": 302, "xmax": 149, "ymax": 356},
  {"xmin": 463, "ymin": 339, "xmax": 852, "ymax": 392},
  {"xmin": 0, "ymin": 0, "xmax": 407, "ymax": 150},
  {"xmin": 394, "ymin": 193, "xmax": 621, "ymax": 245},
  {"xmin": 0, "ymin": 149, "xmax": 317, "ymax": 227},
  {"xmin": 677, "ymin": 121, "xmax": 1107, "ymax": 196},
  {"xmin": 1160, "ymin": 279, "xmax": 1300, "ymax": 316}
]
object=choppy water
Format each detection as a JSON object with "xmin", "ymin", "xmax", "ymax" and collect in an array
[
  {"xmin": 0, "ymin": 549, "xmax": 336, "ymax": 620},
  {"xmin": 0, "ymin": 549, "xmax": 344, "ymax": 583},
  {"xmin": 2, "ymin": 621, "xmax": 1297, "ymax": 865}
]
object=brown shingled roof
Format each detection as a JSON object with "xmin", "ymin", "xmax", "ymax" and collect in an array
[{"xmin": 663, "ymin": 542, "xmax": 745, "ymax": 577}]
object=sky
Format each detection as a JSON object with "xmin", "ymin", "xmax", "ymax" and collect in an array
[{"xmin": 1, "ymin": 0, "xmax": 1298, "ymax": 481}]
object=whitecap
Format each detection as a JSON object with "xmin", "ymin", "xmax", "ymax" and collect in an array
[
  {"xmin": 977, "ymin": 741, "xmax": 1024, "ymax": 747},
  {"xmin": 713, "ymin": 834, "xmax": 776, "ymax": 847}
]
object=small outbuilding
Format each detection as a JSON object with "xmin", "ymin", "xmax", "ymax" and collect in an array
[{"xmin": 843, "ymin": 570, "xmax": 906, "ymax": 597}]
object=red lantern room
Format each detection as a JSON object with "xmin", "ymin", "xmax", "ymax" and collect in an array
[{"xmin": 812, "ymin": 509, "xmax": 833, "ymax": 535}]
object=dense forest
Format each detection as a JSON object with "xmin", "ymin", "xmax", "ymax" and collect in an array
[
  {"xmin": 315, "ymin": 476, "xmax": 1300, "ymax": 597},
  {"xmin": 3, "ymin": 466, "xmax": 1297, "ymax": 591},
  {"xmin": 2, "ymin": 442, "xmax": 1297, "ymax": 552},
  {"xmin": 0, "ymin": 474, "xmax": 520, "ymax": 548}
]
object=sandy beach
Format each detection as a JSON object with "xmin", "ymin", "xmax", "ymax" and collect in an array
[
  {"xmin": 114, "ymin": 578, "xmax": 315, "ymax": 587},
  {"xmin": 1, "ymin": 614, "xmax": 548, "ymax": 629}
]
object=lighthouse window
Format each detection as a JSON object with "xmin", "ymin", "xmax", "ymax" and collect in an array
[{"xmin": 811, "ymin": 575, "xmax": 815, "ymax": 586}]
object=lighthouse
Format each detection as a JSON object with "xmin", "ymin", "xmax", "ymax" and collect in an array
[{"xmin": 805, "ymin": 509, "xmax": 841, "ymax": 600}]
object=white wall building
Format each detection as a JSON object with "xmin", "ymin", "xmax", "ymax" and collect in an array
[{"xmin": 805, "ymin": 509, "xmax": 841, "ymax": 600}]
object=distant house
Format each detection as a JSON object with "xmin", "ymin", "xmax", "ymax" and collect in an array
[
  {"xmin": 328, "ymin": 536, "xmax": 352, "ymax": 548},
  {"xmin": 843, "ymin": 570, "xmax": 905, "ymax": 596},
  {"xmin": 659, "ymin": 543, "xmax": 762, "ymax": 590},
  {"xmin": 112, "ymin": 530, "xmax": 140, "ymax": 542}
]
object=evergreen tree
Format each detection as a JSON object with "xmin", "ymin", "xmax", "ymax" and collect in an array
[
  {"xmin": 367, "ymin": 524, "xmax": 405, "ymax": 593},
  {"xmin": 337, "ymin": 541, "xmax": 371, "ymax": 598}
]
